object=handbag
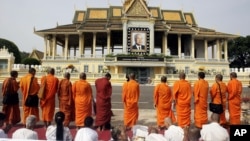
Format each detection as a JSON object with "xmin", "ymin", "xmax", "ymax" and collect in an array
[
  {"xmin": 2, "ymin": 78, "xmax": 19, "ymax": 105},
  {"xmin": 209, "ymin": 82, "xmax": 223, "ymax": 114},
  {"xmin": 25, "ymin": 77, "xmax": 39, "ymax": 107},
  {"xmin": 38, "ymin": 77, "xmax": 46, "ymax": 99}
]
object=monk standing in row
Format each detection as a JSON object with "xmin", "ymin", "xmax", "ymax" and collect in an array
[
  {"xmin": 95, "ymin": 72, "xmax": 112, "ymax": 131},
  {"xmin": 210, "ymin": 74, "xmax": 227, "ymax": 125},
  {"xmin": 193, "ymin": 72, "xmax": 209, "ymax": 128},
  {"xmin": 40, "ymin": 68, "xmax": 59, "ymax": 128},
  {"xmin": 227, "ymin": 72, "xmax": 242, "ymax": 125},
  {"xmin": 20, "ymin": 68, "xmax": 40, "ymax": 125},
  {"xmin": 153, "ymin": 76, "xmax": 172, "ymax": 129},
  {"xmin": 172, "ymin": 72, "xmax": 191, "ymax": 128},
  {"xmin": 57, "ymin": 72, "xmax": 74, "ymax": 127},
  {"xmin": 72, "ymin": 73, "xmax": 93, "ymax": 129},
  {"xmin": 2, "ymin": 70, "xmax": 21, "ymax": 128},
  {"xmin": 123, "ymin": 73, "xmax": 140, "ymax": 130}
]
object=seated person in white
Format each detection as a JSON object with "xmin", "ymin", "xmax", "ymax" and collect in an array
[
  {"xmin": 111, "ymin": 125, "xmax": 130, "ymax": 141},
  {"xmin": 0, "ymin": 112, "xmax": 9, "ymax": 138},
  {"xmin": 46, "ymin": 111, "xmax": 72, "ymax": 141},
  {"xmin": 132, "ymin": 125, "xmax": 148, "ymax": 141},
  {"xmin": 12, "ymin": 115, "xmax": 38, "ymax": 139},
  {"xmin": 145, "ymin": 126, "xmax": 167, "ymax": 141},
  {"xmin": 200, "ymin": 113, "xmax": 229, "ymax": 141},
  {"xmin": 164, "ymin": 117, "xmax": 184, "ymax": 141},
  {"xmin": 74, "ymin": 116, "xmax": 98, "ymax": 141}
]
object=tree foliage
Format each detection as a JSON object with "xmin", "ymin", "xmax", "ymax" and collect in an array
[
  {"xmin": 228, "ymin": 36, "xmax": 250, "ymax": 68},
  {"xmin": 20, "ymin": 51, "xmax": 30, "ymax": 63},
  {"xmin": 21, "ymin": 58, "xmax": 41, "ymax": 65},
  {"xmin": 0, "ymin": 38, "xmax": 21, "ymax": 63}
]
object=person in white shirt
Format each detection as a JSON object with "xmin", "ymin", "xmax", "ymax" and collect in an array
[
  {"xmin": 145, "ymin": 127, "xmax": 167, "ymax": 141},
  {"xmin": 111, "ymin": 125, "xmax": 130, "ymax": 141},
  {"xmin": 0, "ymin": 112, "xmax": 9, "ymax": 138},
  {"xmin": 12, "ymin": 115, "xmax": 38, "ymax": 139},
  {"xmin": 200, "ymin": 113, "xmax": 229, "ymax": 141},
  {"xmin": 74, "ymin": 116, "xmax": 98, "ymax": 141},
  {"xmin": 164, "ymin": 117, "xmax": 184, "ymax": 141},
  {"xmin": 46, "ymin": 111, "xmax": 72, "ymax": 141}
]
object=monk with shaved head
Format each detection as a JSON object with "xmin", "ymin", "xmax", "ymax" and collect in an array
[
  {"xmin": 210, "ymin": 74, "xmax": 228, "ymax": 125},
  {"xmin": 57, "ymin": 72, "xmax": 74, "ymax": 126},
  {"xmin": 72, "ymin": 72, "xmax": 93, "ymax": 129},
  {"xmin": 227, "ymin": 72, "xmax": 242, "ymax": 125},
  {"xmin": 193, "ymin": 72, "xmax": 209, "ymax": 128},
  {"xmin": 123, "ymin": 72, "xmax": 140, "ymax": 130},
  {"xmin": 154, "ymin": 76, "xmax": 174, "ymax": 129},
  {"xmin": 40, "ymin": 68, "xmax": 59, "ymax": 128},
  {"xmin": 172, "ymin": 72, "xmax": 192, "ymax": 128}
]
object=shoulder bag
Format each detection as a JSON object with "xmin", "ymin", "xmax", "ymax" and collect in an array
[
  {"xmin": 209, "ymin": 82, "xmax": 223, "ymax": 114},
  {"xmin": 25, "ymin": 77, "xmax": 39, "ymax": 107}
]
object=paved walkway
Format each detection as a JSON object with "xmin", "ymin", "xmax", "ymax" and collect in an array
[{"xmin": 111, "ymin": 109, "xmax": 230, "ymax": 126}]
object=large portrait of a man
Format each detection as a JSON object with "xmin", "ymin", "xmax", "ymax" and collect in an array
[{"xmin": 131, "ymin": 32, "xmax": 146, "ymax": 51}]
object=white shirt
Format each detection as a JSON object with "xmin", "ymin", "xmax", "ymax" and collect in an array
[
  {"xmin": 0, "ymin": 129, "xmax": 7, "ymax": 138},
  {"xmin": 12, "ymin": 128, "xmax": 38, "ymax": 140},
  {"xmin": 46, "ymin": 125, "xmax": 72, "ymax": 141},
  {"xmin": 164, "ymin": 125, "xmax": 184, "ymax": 141},
  {"xmin": 74, "ymin": 127, "xmax": 98, "ymax": 141},
  {"xmin": 200, "ymin": 122, "xmax": 229, "ymax": 141},
  {"xmin": 145, "ymin": 133, "xmax": 167, "ymax": 141}
]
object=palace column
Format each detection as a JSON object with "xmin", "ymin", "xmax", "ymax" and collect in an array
[
  {"xmin": 224, "ymin": 39, "xmax": 228, "ymax": 61},
  {"xmin": 43, "ymin": 36, "xmax": 47, "ymax": 60},
  {"xmin": 64, "ymin": 35, "xmax": 69, "ymax": 60},
  {"xmin": 122, "ymin": 18, "xmax": 128, "ymax": 53},
  {"xmin": 107, "ymin": 31, "xmax": 111, "ymax": 54},
  {"xmin": 79, "ymin": 34, "xmax": 84, "ymax": 57},
  {"xmin": 204, "ymin": 39, "xmax": 208, "ymax": 60},
  {"xmin": 191, "ymin": 35, "xmax": 195, "ymax": 59},
  {"xmin": 160, "ymin": 67, "xmax": 165, "ymax": 74},
  {"xmin": 92, "ymin": 32, "xmax": 96, "ymax": 57},
  {"xmin": 216, "ymin": 39, "xmax": 220, "ymax": 60},
  {"xmin": 163, "ymin": 32, "xmax": 168, "ymax": 55},
  {"xmin": 178, "ymin": 34, "xmax": 181, "ymax": 58},
  {"xmin": 115, "ymin": 66, "xmax": 118, "ymax": 74},
  {"xmin": 52, "ymin": 35, "xmax": 56, "ymax": 60},
  {"xmin": 149, "ymin": 19, "xmax": 155, "ymax": 54}
]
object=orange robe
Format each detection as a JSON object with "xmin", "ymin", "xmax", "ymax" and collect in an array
[
  {"xmin": 2, "ymin": 78, "xmax": 21, "ymax": 125},
  {"xmin": 40, "ymin": 74, "xmax": 59, "ymax": 122},
  {"xmin": 72, "ymin": 80, "xmax": 92, "ymax": 127},
  {"xmin": 20, "ymin": 74, "xmax": 40, "ymax": 124},
  {"xmin": 173, "ymin": 79, "xmax": 192, "ymax": 128},
  {"xmin": 58, "ymin": 78, "xmax": 74, "ymax": 126},
  {"xmin": 154, "ymin": 82, "xmax": 173, "ymax": 127},
  {"xmin": 193, "ymin": 79, "xmax": 209, "ymax": 128},
  {"xmin": 123, "ymin": 80, "xmax": 140, "ymax": 128},
  {"xmin": 227, "ymin": 78, "xmax": 242, "ymax": 125},
  {"xmin": 210, "ymin": 81, "xmax": 227, "ymax": 125}
]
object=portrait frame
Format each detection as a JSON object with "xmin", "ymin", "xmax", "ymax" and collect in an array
[{"xmin": 127, "ymin": 27, "xmax": 150, "ymax": 55}]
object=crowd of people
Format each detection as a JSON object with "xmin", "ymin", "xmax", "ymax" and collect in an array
[{"xmin": 0, "ymin": 67, "xmax": 243, "ymax": 141}]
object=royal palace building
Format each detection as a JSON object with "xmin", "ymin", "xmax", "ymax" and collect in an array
[{"xmin": 34, "ymin": 0, "xmax": 238, "ymax": 84}]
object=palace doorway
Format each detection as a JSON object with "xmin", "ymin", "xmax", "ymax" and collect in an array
[{"xmin": 125, "ymin": 67, "xmax": 150, "ymax": 84}]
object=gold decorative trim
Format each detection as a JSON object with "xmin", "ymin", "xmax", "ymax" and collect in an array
[
  {"xmin": 150, "ymin": 9, "xmax": 158, "ymax": 18},
  {"xmin": 163, "ymin": 11, "xmax": 181, "ymax": 21},
  {"xmin": 89, "ymin": 10, "xmax": 108, "ymax": 19},
  {"xmin": 77, "ymin": 13, "xmax": 84, "ymax": 21},
  {"xmin": 113, "ymin": 8, "xmax": 122, "ymax": 17}
]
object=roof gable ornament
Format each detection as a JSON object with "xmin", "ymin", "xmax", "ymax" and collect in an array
[{"xmin": 124, "ymin": 0, "xmax": 151, "ymax": 18}]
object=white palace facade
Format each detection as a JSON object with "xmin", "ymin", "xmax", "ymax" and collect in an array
[{"xmin": 34, "ymin": 0, "xmax": 239, "ymax": 84}]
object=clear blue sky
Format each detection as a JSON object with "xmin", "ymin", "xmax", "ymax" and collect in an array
[{"xmin": 0, "ymin": 0, "xmax": 249, "ymax": 52}]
